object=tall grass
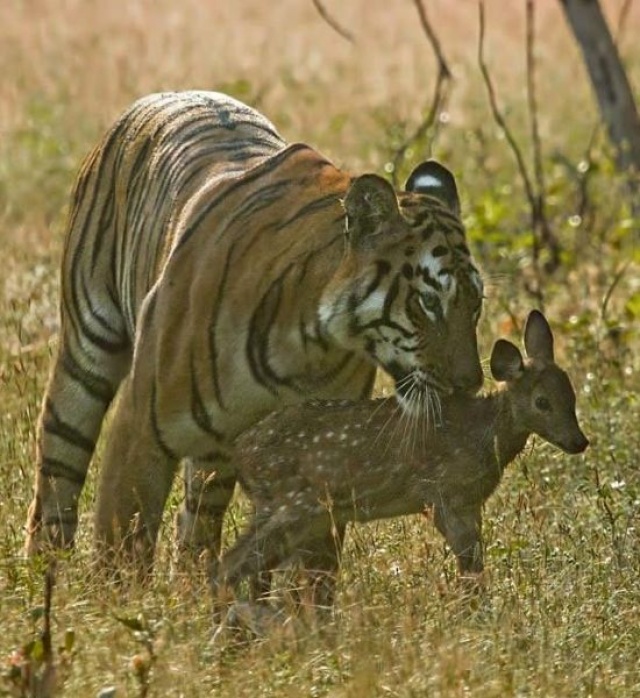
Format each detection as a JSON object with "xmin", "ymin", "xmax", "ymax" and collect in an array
[{"xmin": 1, "ymin": 1, "xmax": 639, "ymax": 695}]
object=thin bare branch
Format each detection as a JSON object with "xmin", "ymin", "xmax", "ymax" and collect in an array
[
  {"xmin": 526, "ymin": 0, "xmax": 561, "ymax": 272},
  {"xmin": 615, "ymin": 0, "xmax": 634, "ymax": 39},
  {"xmin": 391, "ymin": 0, "xmax": 453, "ymax": 185},
  {"xmin": 413, "ymin": 0, "xmax": 451, "ymax": 74},
  {"xmin": 526, "ymin": 1, "xmax": 544, "ymax": 201},
  {"xmin": 311, "ymin": 0, "xmax": 354, "ymax": 44},
  {"xmin": 477, "ymin": 2, "xmax": 536, "ymax": 207},
  {"xmin": 601, "ymin": 261, "xmax": 630, "ymax": 324},
  {"xmin": 477, "ymin": 0, "xmax": 542, "ymax": 302}
]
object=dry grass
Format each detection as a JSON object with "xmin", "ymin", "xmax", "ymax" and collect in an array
[{"xmin": 1, "ymin": 1, "xmax": 640, "ymax": 696}]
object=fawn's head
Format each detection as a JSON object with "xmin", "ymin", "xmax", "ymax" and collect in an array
[{"xmin": 489, "ymin": 310, "xmax": 589, "ymax": 454}]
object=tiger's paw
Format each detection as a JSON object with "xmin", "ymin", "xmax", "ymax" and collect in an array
[{"xmin": 24, "ymin": 519, "xmax": 76, "ymax": 557}]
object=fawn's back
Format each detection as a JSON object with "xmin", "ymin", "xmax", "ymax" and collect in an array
[{"xmin": 235, "ymin": 309, "xmax": 588, "ymax": 518}]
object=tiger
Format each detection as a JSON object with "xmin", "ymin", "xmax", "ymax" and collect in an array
[{"xmin": 24, "ymin": 90, "xmax": 484, "ymax": 571}]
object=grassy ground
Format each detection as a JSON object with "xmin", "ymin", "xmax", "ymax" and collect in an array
[{"xmin": 1, "ymin": 1, "xmax": 639, "ymax": 695}]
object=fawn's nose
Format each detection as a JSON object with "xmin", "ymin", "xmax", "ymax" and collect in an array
[{"xmin": 566, "ymin": 431, "xmax": 590, "ymax": 454}]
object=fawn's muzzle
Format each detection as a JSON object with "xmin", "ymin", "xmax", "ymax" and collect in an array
[{"xmin": 564, "ymin": 431, "xmax": 590, "ymax": 455}]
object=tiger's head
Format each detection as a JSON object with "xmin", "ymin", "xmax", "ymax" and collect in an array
[{"xmin": 319, "ymin": 160, "xmax": 484, "ymax": 412}]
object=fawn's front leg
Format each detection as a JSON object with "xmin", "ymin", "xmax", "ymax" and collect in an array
[{"xmin": 433, "ymin": 503, "xmax": 484, "ymax": 584}]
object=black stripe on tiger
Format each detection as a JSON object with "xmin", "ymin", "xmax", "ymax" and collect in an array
[
  {"xmin": 59, "ymin": 348, "xmax": 118, "ymax": 405},
  {"xmin": 42, "ymin": 399, "xmax": 96, "ymax": 454},
  {"xmin": 40, "ymin": 457, "xmax": 87, "ymax": 486},
  {"xmin": 150, "ymin": 382, "xmax": 179, "ymax": 461},
  {"xmin": 361, "ymin": 260, "xmax": 392, "ymax": 303},
  {"xmin": 175, "ymin": 142, "xmax": 312, "ymax": 252},
  {"xmin": 246, "ymin": 266, "xmax": 295, "ymax": 394},
  {"xmin": 190, "ymin": 352, "xmax": 224, "ymax": 441}
]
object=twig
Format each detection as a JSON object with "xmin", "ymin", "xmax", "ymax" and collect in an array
[
  {"xmin": 311, "ymin": 0, "xmax": 354, "ymax": 44},
  {"xmin": 615, "ymin": 0, "xmax": 634, "ymax": 39},
  {"xmin": 391, "ymin": 0, "xmax": 453, "ymax": 185},
  {"xmin": 39, "ymin": 561, "xmax": 58, "ymax": 696},
  {"xmin": 600, "ymin": 261, "xmax": 630, "ymax": 324},
  {"xmin": 477, "ymin": 1, "xmax": 545, "ymax": 304},
  {"xmin": 525, "ymin": 0, "xmax": 561, "ymax": 273},
  {"xmin": 526, "ymin": 1, "xmax": 544, "ymax": 199},
  {"xmin": 477, "ymin": 3, "xmax": 535, "ymax": 210}
]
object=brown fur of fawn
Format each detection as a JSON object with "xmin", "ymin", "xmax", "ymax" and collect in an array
[{"xmin": 216, "ymin": 311, "xmax": 588, "ymax": 607}]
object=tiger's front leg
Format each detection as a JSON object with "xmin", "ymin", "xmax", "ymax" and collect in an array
[{"xmin": 94, "ymin": 375, "xmax": 179, "ymax": 575}]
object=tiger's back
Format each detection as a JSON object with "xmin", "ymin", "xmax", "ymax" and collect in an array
[{"xmin": 64, "ymin": 91, "xmax": 287, "ymax": 339}]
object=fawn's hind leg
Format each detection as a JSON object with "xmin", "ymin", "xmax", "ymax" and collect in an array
[
  {"xmin": 214, "ymin": 507, "xmax": 333, "ymax": 601},
  {"xmin": 298, "ymin": 524, "xmax": 346, "ymax": 609}
]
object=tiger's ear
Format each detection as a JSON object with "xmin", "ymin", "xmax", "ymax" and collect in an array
[
  {"xmin": 490, "ymin": 339, "xmax": 524, "ymax": 382},
  {"xmin": 405, "ymin": 160, "xmax": 460, "ymax": 216},
  {"xmin": 343, "ymin": 174, "xmax": 401, "ymax": 248}
]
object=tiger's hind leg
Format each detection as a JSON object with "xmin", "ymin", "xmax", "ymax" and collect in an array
[
  {"xmin": 25, "ymin": 336, "xmax": 131, "ymax": 555},
  {"xmin": 174, "ymin": 453, "xmax": 237, "ymax": 564}
]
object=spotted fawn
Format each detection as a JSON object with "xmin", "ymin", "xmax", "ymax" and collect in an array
[{"xmin": 216, "ymin": 310, "xmax": 588, "ymax": 606}]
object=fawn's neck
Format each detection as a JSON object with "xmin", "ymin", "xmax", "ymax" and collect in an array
[{"xmin": 488, "ymin": 391, "xmax": 531, "ymax": 471}]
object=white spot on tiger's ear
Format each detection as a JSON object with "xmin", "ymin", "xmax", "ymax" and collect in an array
[{"xmin": 412, "ymin": 173, "xmax": 444, "ymax": 190}]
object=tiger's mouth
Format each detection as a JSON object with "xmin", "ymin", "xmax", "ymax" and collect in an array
[{"xmin": 385, "ymin": 363, "xmax": 453, "ymax": 399}]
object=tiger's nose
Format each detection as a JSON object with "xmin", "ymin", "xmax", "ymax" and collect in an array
[{"xmin": 452, "ymin": 364, "xmax": 484, "ymax": 394}]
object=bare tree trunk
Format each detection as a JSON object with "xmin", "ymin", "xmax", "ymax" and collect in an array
[{"xmin": 559, "ymin": 0, "xmax": 640, "ymax": 178}]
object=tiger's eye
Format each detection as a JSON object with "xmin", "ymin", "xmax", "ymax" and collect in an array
[{"xmin": 535, "ymin": 396, "xmax": 551, "ymax": 412}]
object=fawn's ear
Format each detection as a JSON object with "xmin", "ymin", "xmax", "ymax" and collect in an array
[
  {"xmin": 524, "ymin": 309, "xmax": 554, "ymax": 362},
  {"xmin": 490, "ymin": 339, "xmax": 524, "ymax": 382},
  {"xmin": 343, "ymin": 174, "xmax": 401, "ymax": 249},
  {"xmin": 405, "ymin": 160, "xmax": 461, "ymax": 216}
]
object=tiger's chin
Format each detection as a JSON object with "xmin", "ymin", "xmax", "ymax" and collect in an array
[{"xmin": 393, "ymin": 372, "xmax": 451, "ymax": 424}]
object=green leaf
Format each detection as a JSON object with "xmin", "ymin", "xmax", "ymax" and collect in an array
[
  {"xmin": 112, "ymin": 613, "xmax": 146, "ymax": 633},
  {"xmin": 63, "ymin": 628, "xmax": 76, "ymax": 653}
]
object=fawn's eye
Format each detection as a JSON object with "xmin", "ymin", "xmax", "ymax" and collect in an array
[{"xmin": 535, "ymin": 396, "xmax": 552, "ymax": 412}]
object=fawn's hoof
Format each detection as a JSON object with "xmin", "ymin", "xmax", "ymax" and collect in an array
[{"xmin": 212, "ymin": 602, "xmax": 287, "ymax": 647}]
